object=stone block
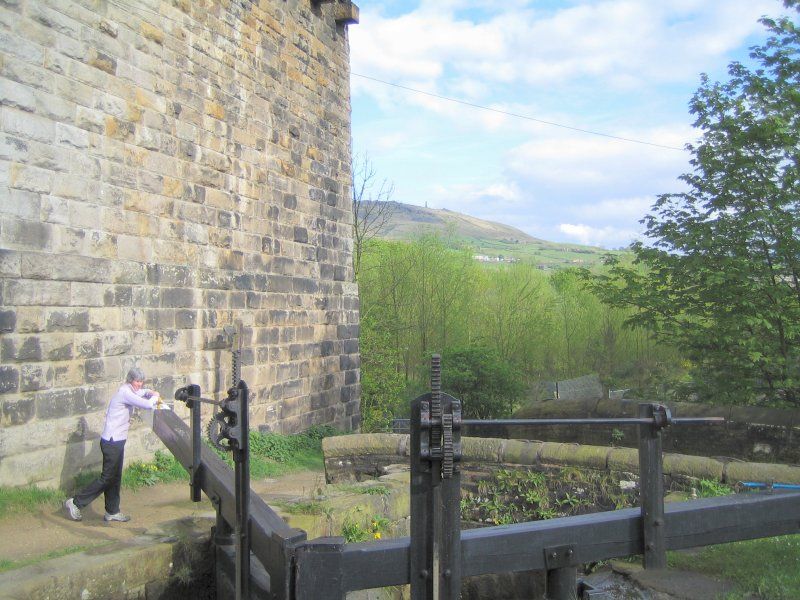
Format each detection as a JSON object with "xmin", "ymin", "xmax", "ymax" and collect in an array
[
  {"xmin": 161, "ymin": 287, "xmax": 195, "ymax": 308},
  {"xmin": 1, "ymin": 334, "xmax": 42, "ymax": 361},
  {"xmin": 0, "ymin": 310, "xmax": 15, "ymax": 333},
  {"xmin": 0, "ymin": 365, "xmax": 20, "ymax": 393},
  {"xmin": 2, "ymin": 396, "xmax": 35, "ymax": 425},
  {"xmin": 2, "ymin": 106, "xmax": 54, "ymax": 142},
  {"xmin": 56, "ymin": 122, "xmax": 90, "ymax": 149},
  {"xmin": 146, "ymin": 309, "xmax": 175, "ymax": 330},
  {"xmin": 500, "ymin": 439, "xmax": 543, "ymax": 465},
  {"xmin": 1, "ymin": 218, "xmax": 56, "ymax": 252},
  {"xmin": 46, "ymin": 308, "xmax": 91, "ymax": 331},
  {"xmin": 724, "ymin": 460, "xmax": 800, "ymax": 485},
  {"xmin": 53, "ymin": 361, "xmax": 85, "ymax": 387},
  {"xmin": 20, "ymin": 362, "xmax": 53, "ymax": 392},
  {"xmin": 663, "ymin": 453, "xmax": 724, "ymax": 481},
  {"xmin": 175, "ymin": 309, "xmax": 197, "ymax": 329},
  {"xmin": 35, "ymin": 386, "xmax": 87, "ymax": 420},
  {"xmin": 0, "ymin": 78, "xmax": 36, "ymax": 112},
  {"xmin": 13, "ymin": 307, "xmax": 45, "ymax": 332},
  {"xmin": 322, "ymin": 433, "xmax": 405, "ymax": 458},
  {"xmin": 88, "ymin": 48, "xmax": 117, "ymax": 74},
  {"xmin": 339, "ymin": 353, "xmax": 359, "ymax": 370},
  {"xmin": 462, "ymin": 436, "xmax": 504, "ymax": 464},
  {"xmin": 74, "ymin": 332, "xmax": 103, "ymax": 358},
  {"xmin": 539, "ymin": 442, "xmax": 610, "ymax": 470},
  {"xmin": 608, "ymin": 447, "xmax": 639, "ymax": 473}
]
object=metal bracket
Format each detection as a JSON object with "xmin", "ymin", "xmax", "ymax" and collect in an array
[
  {"xmin": 652, "ymin": 404, "xmax": 672, "ymax": 429},
  {"xmin": 418, "ymin": 396, "xmax": 462, "ymax": 478},
  {"xmin": 415, "ymin": 355, "xmax": 463, "ymax": 479},
  {"xmin": 544, "ymin": 544, "xmax": 577, "ymax": 569}
]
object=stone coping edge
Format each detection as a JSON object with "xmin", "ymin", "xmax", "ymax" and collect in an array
[
  {"xmin": 322, "ymin": 434, "xmax": 800, "ymax": 485},
  {"xmin": 0, "ymin": 526, "xmax": 210, "ymax": 600}
]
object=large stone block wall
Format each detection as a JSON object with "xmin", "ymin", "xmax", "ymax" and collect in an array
[{"xmin": 0, "ymin": 0, "xmax": 361, "ymax": 487}]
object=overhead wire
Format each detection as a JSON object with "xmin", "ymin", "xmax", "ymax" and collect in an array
[
  {"xmin": 93, "ymin": 1, "xmax": 685, "ymax": 152},
  {"xmin": 351, "ymin": 72, "xmax": 686, "ymax": 152}
]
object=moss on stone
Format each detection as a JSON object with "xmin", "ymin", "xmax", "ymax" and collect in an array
[
  {"xmin": 462, "ymin": 437, "xmax": 504, "ymax": 463},
  {"xmin": 724, "ymin": 461, "xmax": 800, "ymax": 485},
  {"xmin": 499, "ymin": 440, "xmax": 542, "ymax": 465},
  {"xmin": 608, "ymin": 447, "xmax": 639, "ymax": 472},
  {"xmin": 322, "ymin": 434, "xmax": 405, "ymax": 458},
  {"xmin": 663, "ymin": 454, "xmax": 724, "ymax": 481}
]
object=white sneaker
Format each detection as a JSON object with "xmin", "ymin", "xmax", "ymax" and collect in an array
[
  {"xmin": 104, "ymin": 512, "xmax": 131, "ymax": 522},
  {"xmin": 64, "ymin": 498, "xmax": 82, "ymax": 521}
]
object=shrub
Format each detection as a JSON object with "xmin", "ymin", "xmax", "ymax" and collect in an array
[{"xmin": 441, "ymin": 346, "xmax": 526, "ymax": 418}]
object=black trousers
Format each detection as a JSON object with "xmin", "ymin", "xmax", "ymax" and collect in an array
[{"xmin": 74, "ymin": 438, "xmax": 126, "ymax": 514}]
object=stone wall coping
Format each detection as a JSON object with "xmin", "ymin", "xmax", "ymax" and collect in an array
[{"xmin": 324, "ymin": 433, "xmax": 800, "ymax": 485}]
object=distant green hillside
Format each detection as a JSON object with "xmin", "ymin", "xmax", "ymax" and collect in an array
[{"xmin": 364, "ymin": 201, "xmax": 626, "ymax": 268}]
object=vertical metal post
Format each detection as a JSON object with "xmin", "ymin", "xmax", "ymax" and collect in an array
[
  {"xmin": 638, "ymin": 403, "xmax": 666, "ymax": 569},
  {"xmin": 546, "ymin": 567, "xmax": 577, "ymax": 600},
  {"xmin": 234, "ymin": 380, "xmax": 251, "ymax": 599},
  {"xmin": 214, "ymin": 503, "xmax": 234, "ymax": 599},
  {"xmin": 410, "ymin": 356, "xmax": 461, "ymax": 600},
  {"xmin": 438, "ymin": 402, "xmax": 461, "ymax": 600},
  {"xmin": 189, "ymin": 384, "xmax": 202, "ymax": 502},
  {"xmin": 410, "ymin": 393, "xmax": 433, "ymax": 600}
]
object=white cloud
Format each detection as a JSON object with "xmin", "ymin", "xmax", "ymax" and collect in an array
[
  {"xmin": 558, "ymin": 223, "xmax": 643, "ymax": 247},
  {"xmin": 374, "ymin": 132, "xmax": 410, "ymax": 152},
  {"xmin": 507, "ymin": 124, "xmax": 694, "ymax": 194},
  {"xmin": 351, "ymin": 0, "xmax": 776, "ymax": 95},
  {"xmin": 350, "ymin": 0, "xmax": 779, "ymax": 248},
  {"xmin": 572, "ymin": 196, "xmax": 655, "ymax": 222}
]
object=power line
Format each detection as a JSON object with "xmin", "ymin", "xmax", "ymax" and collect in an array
[{"xmin": 351, "ymin": 72, "xmax": 685, "ymax": 151}]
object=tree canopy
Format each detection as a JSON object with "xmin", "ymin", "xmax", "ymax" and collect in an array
[{"xmin": 590, "ymin": 1, "xmax": 800, "ymax": 406}]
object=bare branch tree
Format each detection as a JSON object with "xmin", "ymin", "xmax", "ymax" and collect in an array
[{"xmin": 352, "ymin": 153, "xmax": 395, "ymax": 278}]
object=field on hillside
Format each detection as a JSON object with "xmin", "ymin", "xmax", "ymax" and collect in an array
[{"xmin": 365, "ymin": 201, "xmax": 626, "ymax": 268}]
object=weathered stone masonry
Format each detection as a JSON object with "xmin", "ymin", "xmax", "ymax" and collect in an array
[{"xmin": 0, "ymin": 0, "xmax": 361, "ymax": 487}]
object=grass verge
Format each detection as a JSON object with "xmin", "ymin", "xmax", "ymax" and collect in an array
[
  {"xmin": 669, "ymin": 534, "xmax": 800, "ymax": 600},
  {"xmin": 0, "ymin": 425, "xmax": 338, "ymax": 518},
  {"xmin": 0, "ymin": 486, "xmax": 64, "ymax": 519}
]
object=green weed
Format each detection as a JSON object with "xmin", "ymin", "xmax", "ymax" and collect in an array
[
  {"xmin": 461, "ymin": 467, "xmax": 636, "ymax": 525},
  {"xmin": 696, "ymin": 479, "xmax": 733, "ymax": 498},
  {"xmin": 333, "ymin": 484, "xmax": 391, "ymax": 496},
  {"xmin": 341, "ymin": 514, "xmax": 392, "ymax": 543},
  {"xmin": 284, "ymin": 501, "xmax": 325, "ymax": 515},
  {"xmin": 122, "ymin": 450, "xmax": 188, "ymax": 489}
]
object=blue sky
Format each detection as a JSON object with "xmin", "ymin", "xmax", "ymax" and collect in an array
[{"xmin": 349, "ymin": 0, "xmax": 780, "ymax": 248}]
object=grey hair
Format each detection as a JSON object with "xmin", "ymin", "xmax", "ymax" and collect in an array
[{"xmin": 126, "ymin": 367, "xmax": 146, "ymax": 383}]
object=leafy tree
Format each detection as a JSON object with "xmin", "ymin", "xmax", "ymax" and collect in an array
[
  {"xmin": 351, "ymin": 153, "xmax": 395, "ymax": 278},
  {"xmin": 479, "ymin": 264, "xmax": 548, "ymax": 362},
  {"xmin": 359, "ymin": 317, "xmax": 407, "ymax": 432},
  {"xmin": 591, "ymin": 2, "xmax": 800, "ymax": 405},
  {"xmin": 441, "ymin": 346, "xmax": 526, "ymax": 418}
]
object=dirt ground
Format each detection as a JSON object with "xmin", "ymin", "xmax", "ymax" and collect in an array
[{"xmin": 0, "ymin": 469, "xmax": 325, "ymax": 565}]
